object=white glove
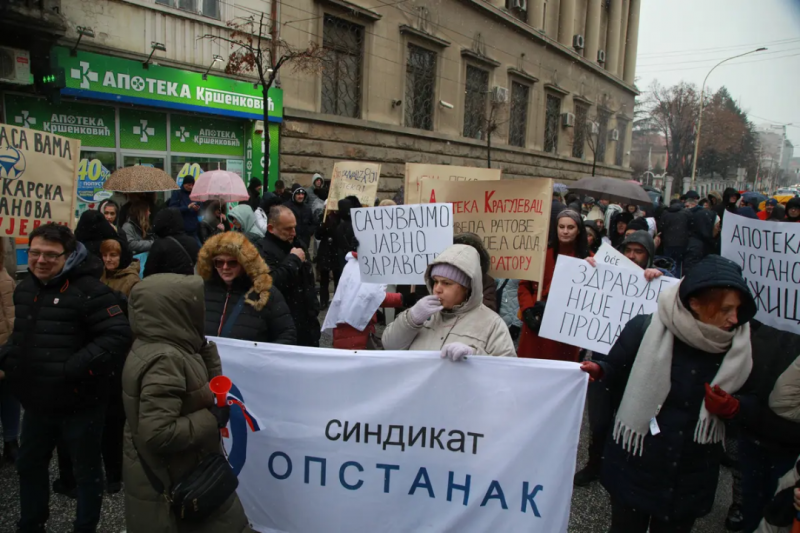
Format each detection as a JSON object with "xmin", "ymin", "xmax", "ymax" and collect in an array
[
  {"xmin": 440, "ymin": 342, "xmax": 474, "ymax": 362},
  {"xmin": 409, "ymin": 295, "xmax": 444, "ymax": 326}
]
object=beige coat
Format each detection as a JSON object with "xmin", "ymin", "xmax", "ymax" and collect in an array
[
  {"xmin": 0, "ymin": 268, "xmax": 15, "ymax": 346},
  {"xmin": 122, "ymin": 274, "xmax": 252, "ymax": 533},
  {"xmin": 769, "ymin": 355, "xmax": 800, "ymax": 422},
  {"xmin": 382, "ymin": 245, "xmax": 516, "ymax": 357},
  {"xmin": 101, "ymin": 260, "xmax": 141, "ymax": 298}
]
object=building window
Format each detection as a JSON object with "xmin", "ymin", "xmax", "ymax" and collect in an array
[
  {"xmin": 463, "ymin": 65, "xmax": 488, "ymax": 140},
  {"xmin": 573, "ymin": 103, "xmax": 588, "ymax": 158},
  {"xmin": 544, "ymin": 93, "xmax": 561, "ymax": 153},
  {"xmin": 508, "ymin": 81, "xmax": 529, "ymax": 147},
  {"xmin": 596, "ymin": 110, "xmax": 610, "ymax": 162},
  {"xmin": 322, "ymin": 15, "xmax": 364, "ymax": 119},
  {"xmin": 155, "ymin": 0, "xmax": 219, "ymax": 19},
  {"xmin": 405, "ymin": 44, "xmax": 436, "ymax": 131},
  {"xmin": 615, "ymin": 118, "xmax": 628, "ymax": 166}
]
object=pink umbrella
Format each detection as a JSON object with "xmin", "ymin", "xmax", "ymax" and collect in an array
[{"xmin": 190, "ymin": 170, "xmax": 249, "ymax": 202}]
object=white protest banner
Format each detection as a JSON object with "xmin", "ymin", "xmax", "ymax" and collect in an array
[
  {"xmin": 721, "ymin": 212, "xmax": 800, "ymax": 334},
  {"xmin": 405, "ymin": 163, "xmax": 501, "ymax": 205},
  {"xmin": 420, "ymin": 178, "xmax": 553, "ymax": 281},
  {"xmin": 0, "ymin": 123, "xmax": 80, "ymax": 236},
  {"xmin": 539, "ymin": 256, "xmax": 679, "ymax": 354},
  {"xmin": 594, "ymin": 242, "xmax": 641, "ymax": 270},
  {"xmin": 214, "ymin": 338, "xmax": 587, "ymax": 533},
  {"xmin": 352, "ymin": 203, "xmax": 454, "ymax": 284},
  {"xmin": 326, "ymin": 161, "xmax": 382, "ymax": 210}
]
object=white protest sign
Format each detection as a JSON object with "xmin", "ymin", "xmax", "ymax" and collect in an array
[
  {"xmin": 539, "ymin": 256, "xmax": 680, "ymax": 354},
  {"xmin": 594, "ymin": 243, "xmax": 641, "ymax": 270},
  {"xmin": 721, "ymin": 212, "xmax": 800, "ymax": 334},
  {"xmin": 352, "ymin": 203, "xmax": 453, "ymax": 284},
  {"xmin": 214, "ymin": 338, "xmax": 587, "ymax": 533}
]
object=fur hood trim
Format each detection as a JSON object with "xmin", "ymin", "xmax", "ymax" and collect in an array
[{"xmin": 197, "ymin": 232, "xmax": 273, "ymax": 311}]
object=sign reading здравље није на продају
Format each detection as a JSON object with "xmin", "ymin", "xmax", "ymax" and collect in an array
[{"xmin": 0, "ymin": 124, "xmax": 80, "ymax": 237}]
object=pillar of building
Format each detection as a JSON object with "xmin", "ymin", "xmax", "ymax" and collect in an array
[
  {"xmin": 558, "ymin": 0, "xmax": 576, "ymax": 47},
  {"xmin": 605, "ymin": 0, "xmax": 622, "ymax": 75},
  {"xmin": 665, "ymin": 175, "xmax": 674, "ymax": 198},
  {"xmin": 617, "ymin": 0, "xmax": 629, "ymax": 76},
  {"xmin": 623, "ymin": 0, "xmax": 641, "ymax": 83},
  {"xmin": 531, "ymin": 0, "xmax": 545, "ymax": 30},
  {"xmin": 682, "ymin": 177, "xmax": 692, "ymax": 194},
  {"xmin": 584, "ymin": 0, "xmax": 602, "ymax": 62}
]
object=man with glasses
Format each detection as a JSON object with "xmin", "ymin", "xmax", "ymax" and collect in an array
[{"xmin": 0, "ymin": 223, "xmax": 132, "ymax": 533}]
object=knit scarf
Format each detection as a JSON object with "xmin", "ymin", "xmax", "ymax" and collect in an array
[{"xmin": 612, "ymin": 283, "xmax": 752, "ymax": 456}]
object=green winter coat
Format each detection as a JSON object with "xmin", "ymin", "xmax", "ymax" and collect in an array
[{"xmin": 121, "ymin": 273, "xmax": 252, "ymax": 533}]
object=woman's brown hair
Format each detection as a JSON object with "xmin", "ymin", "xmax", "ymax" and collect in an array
[
  {"xmin": 100, "ymin": 239, "xmax": 121, "ymax": 256},
  {"xmin": 129, "ymin": 201, "xmax": 150, "ymax": 235}
]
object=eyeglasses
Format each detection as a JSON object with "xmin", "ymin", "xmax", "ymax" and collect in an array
[
  {"xmin": 29, "ymin": 250, "xmax": 66, "ymax": 261},
  {"xmin": 214, "ymin": 258, "xmax": 239, "ymax": 269}
]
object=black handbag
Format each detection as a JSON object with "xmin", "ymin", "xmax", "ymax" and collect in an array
[{"xmin": 135, "ymin": 444, "xmax": 239, "ymax": 522}]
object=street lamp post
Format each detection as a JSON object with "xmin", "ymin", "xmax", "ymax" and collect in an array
[{"xmin": 690, "ymin": 47, "xmax": 767, "ymax": 190}]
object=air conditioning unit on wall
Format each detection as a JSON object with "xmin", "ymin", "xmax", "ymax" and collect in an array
[
  {"xmin": 610, "ymin": 129, "xmax": 620, "ymax": 141},
  {"xmin": 0, "ymin": 46, "xmax": 31, "ymax": 85},
  {"xmin": 492, "ymin": 86, "xmax": 509, "ymax": 104},
  {"xmin": 562, "ymin": 112, "xmax": 575, "ymax": 127},
  {"xmin": 512, "ymin": 0, "xmax": 527, "ymax": 10},
  {"xmin": 572, "ymin": 34, "xmax": 585, "ymax": 51},
  {"xmin": 591, "ymin": 122, "xmax": 600, "ymax": 135},
  {"xmin": 597, "ymin": 49, "xmax": 607, "ymax": 64}
]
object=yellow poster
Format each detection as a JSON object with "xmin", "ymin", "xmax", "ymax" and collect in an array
[
  {"xmin": 326, "ymin": 161, "xmax": 382, "ymax": 210},
  {"xmin": 420, "ymin": 178, "xmax": 553, "ymax": 281},
  {"xmin": 404, "ymin": 163, "xmax": 501, "ymax": 205},
  {"xmin": 0, "ymin": 124, "xmax": 80, "ymax": 237}
]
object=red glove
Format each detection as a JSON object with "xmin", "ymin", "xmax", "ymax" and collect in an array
[
  {"xmin": 580, "ymin": 362, "xmax": 604, "ymax": 382},
  {"xmin": 704, "ymin": 383, "xmax": 740, "ymax": 418}
]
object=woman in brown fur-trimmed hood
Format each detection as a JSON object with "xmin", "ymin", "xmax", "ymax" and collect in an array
[{"xmin": 198, "ymin": 231, "xmax": 296, "ymax": 344}]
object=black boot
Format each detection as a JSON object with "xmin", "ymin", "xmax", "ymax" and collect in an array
[
  {"xmin": 725, "ymin": 503, "xmax": 744, "ymax": 531},
  {"xmin": 52, "ymin": 477, "xmax": 78, "ymax": 499},
  {"xmin": 2, "ymin": 440, "xmax": 19, "ymax": 465},
  {"xmin": 573, "ymin": 461, "xmax": 601, "ymax": 487}
]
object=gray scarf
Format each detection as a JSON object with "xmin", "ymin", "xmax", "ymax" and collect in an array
[{"xmin": 613, "ymin": 282, "xmax": 752, "ymax": 456}]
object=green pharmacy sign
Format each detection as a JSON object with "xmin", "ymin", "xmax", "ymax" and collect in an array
[
  {"xmin": 53, "ymin": 47, "xmax": 283, "ymax": 122},
  {"xmin": 119, "ymin": 108, "xmax": 167, "ymax": 151},
  {"xmin": 171, "ymin": 114, "xmax": 244, "ymax": 157},
  {"xmin": 3, "ymin": 94, "xmax": 116, "ymax": 148}
]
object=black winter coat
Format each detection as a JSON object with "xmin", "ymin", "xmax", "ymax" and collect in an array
[
  {"xmin": 203, "ymin": 277, "xmax": 296, "ymax": 344},
  {"xmin": 659, "ymin": 203, "xmax": 692, "ymax": 250},
  {"xmin": 0, "ymin": 244, "xmax": 133, "ymax": 414},
  {"xmin": 683, "ymin": 208, "xmax": 717, "ymax": 275},
  {"xmin": 738, "ymin": 325, "xmax": 800, "ymax": 455},
  {"xmin": 598, "ymin": 314, "xmax": 726, "ymax": 522},
  {"xmin": 256, "ymin": 233, "xmax": 321, "ymax": 347},
  {"xmin": 144, "ymin": 208, "xmax": 201, "ymax": 278},
  {"xmin": 167, "ymin": 187, "xmax": 199, "ymax": 235},
  {"xmin": 284, "ymin": 191, "xmax": 317, "ymax": 248},
  {"xmin": 334, "ymin": 218, "xmax": 356, "ymax": 270},
  {"xmin": 315, "ymin": 212, "xmax": 340, "ymax": 271}
]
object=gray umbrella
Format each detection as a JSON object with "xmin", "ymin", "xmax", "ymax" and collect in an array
[{"xmin": 569, "ymin": 175, "xmax": 653, "ymax": 205}]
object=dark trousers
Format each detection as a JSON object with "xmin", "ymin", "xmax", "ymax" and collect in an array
[
  {"xmin": 740, "ymin": 434, "xmax": 798, "ymax": 533},
  {"xmin": 610, "ymin": 498, "xmax": 695, "ymax": 533},
  {"xmin": 17, "ymin": 405, "xmax": 106, "ymax": 533},
  {"xmin": 57, "ymin": 408, "xmax": 124, "ymax": 486},
  {"xmin": 318, "ymin": 264, "xmax": 342, "ymax": 307}
]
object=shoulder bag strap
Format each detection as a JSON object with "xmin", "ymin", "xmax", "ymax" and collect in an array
[
  {"xmin": 131, "ymin": 439, "xmax": 169, "ymax": 498},
  {"xmin": 219, "ymin": 294, "xmax": 248, "ymax": 338},
  {"xmin": 166, "ymin": 236, "xmax": 195, "ymax": 267}
]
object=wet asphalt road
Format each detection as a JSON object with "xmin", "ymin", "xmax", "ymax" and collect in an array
[{"xmin": 0, "ymin": 324, "xmax": 734, "ymax": 532}]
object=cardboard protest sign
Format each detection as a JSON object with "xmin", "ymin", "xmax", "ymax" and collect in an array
[
  {"xmin": 539, "ymin": 255, "xmax": 679, "ymax": 354},
  {"xmin": 721, "ymin": 212, "xmax": 800, "ymax": 334},
  {"xmin": 405, "ymin": 163, "xmax": 501, "ymax": 205},
  {"xmin": 353, "ymin": 203, "xmax": 454, "ymax": 284},
  {"xmin": 594, "ymin": 242, "xmax": 641, "ymax": 270},
  {"xmin": 326, "ymin": 161, "xmax": 381, "ymax": 211},
  {"xmin": 0, "ymin": 124, "xmax": 80, "ymax": 237},
  {"xmin": 420, "ymin": 179, "xmax": 552, "ymax": 282},
  {"xmin": 215, "ymin": 337, "xmax": 587, "ymax": 533}
]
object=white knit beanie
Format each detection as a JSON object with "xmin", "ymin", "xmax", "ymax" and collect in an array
[{"xmin": 430, "ymin": 263, "xmax": 471, "ymax": 288}]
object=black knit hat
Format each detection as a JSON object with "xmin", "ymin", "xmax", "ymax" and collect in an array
[{"xmin": 679, "ymin": 255, "xmax": 757, "ymax": 325}]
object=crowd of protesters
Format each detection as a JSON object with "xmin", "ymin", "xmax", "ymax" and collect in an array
[{"xmin": 0, "ymin": 174, "xmax": 798, "ymax": 533}]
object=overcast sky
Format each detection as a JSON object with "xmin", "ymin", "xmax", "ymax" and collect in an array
[{"xmin": 636, "ymin": 0, "xmax": 800, "ymax": 149}]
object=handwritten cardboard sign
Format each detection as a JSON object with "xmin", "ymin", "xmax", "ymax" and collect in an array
[
  {"xmin": 352, "ymin": 204, "xmax": 454, "ymax": 284},
  {"xmin": 326, "ymin": 161, "xmax": 382, "ymax": 211},
  {"xmin": 721, "ymin": 212, "xmax": 800, "ymax": 334},
  {"xmin": 405, "ymin": 163, "xmax": 500, "ymax": 205},
  {"xmin": 539, "ymin": 255, "xmax": 680, "ymax": 354},
  {"xmin": 419, "ymin": 178, "xmax": 553, "ymax": 282},
  {"xmin": 594, "ymin": 243, "xmax": 641, "ymax": 270},
  {"xmin": 0, "ymin": 124, "xmax": 80, "ymax": 237}
]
